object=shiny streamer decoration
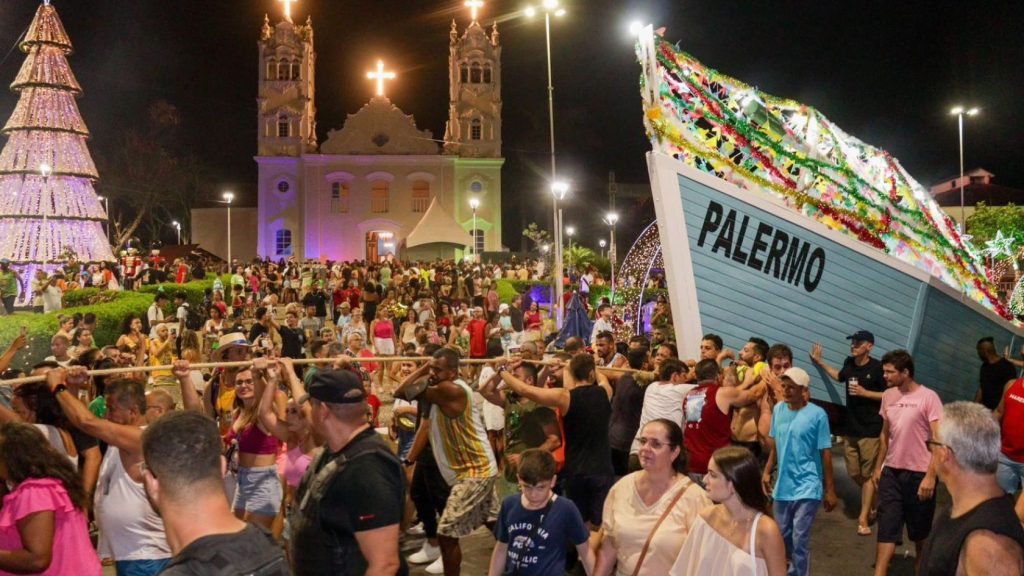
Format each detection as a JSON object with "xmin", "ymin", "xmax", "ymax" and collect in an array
[{"xmin": 637, "ymin": 35, "xmax": 1011, "ymax": 320}]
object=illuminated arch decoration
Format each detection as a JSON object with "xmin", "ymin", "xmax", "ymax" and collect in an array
[{"xmin": 616, "ymin": 220, "xmax": 666, "ymax": 335}]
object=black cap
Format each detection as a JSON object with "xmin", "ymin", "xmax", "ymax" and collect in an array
[
  {"xmin": 846, "ymin": 330, "xmax": 875, "ymax": 343},
  {"xmin": 309, "ymin": 369, "xmax": 366, "ymax": 404}
]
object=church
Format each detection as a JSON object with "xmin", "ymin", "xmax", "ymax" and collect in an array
[{"xmin": 254, "ymin": 4, "xmax": 504, "ymax": 263}]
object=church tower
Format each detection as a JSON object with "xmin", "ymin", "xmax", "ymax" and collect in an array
[
  {"xmin": 444, "ymin": 18, "xmax": 501, "ymax": 158},
  {"xmin": 257, "ymin": 12, "xmax": 316, "ymax": 156}
]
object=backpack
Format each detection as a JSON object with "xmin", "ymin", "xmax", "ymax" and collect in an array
[{"xmin": 183, "ymin": 303, "xmax": 204, "ymax": 331}]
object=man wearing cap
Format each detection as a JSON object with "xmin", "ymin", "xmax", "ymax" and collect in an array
[
  {"xmin": 0, "ymin": 259, "xmax": 21, "ymax": 315},
  {"xmin": 762, "ymin": 367, "xmax": 837, "ymax": 576},
  {"xmin": 291, "ymin": 368, "xmax": 406, "ymax": 575},
  {"xmin": 811, "ymin": 329, "xmax": 885, "ymax": 535}
]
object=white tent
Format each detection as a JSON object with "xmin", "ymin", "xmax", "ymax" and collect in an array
[{"xmin": 404, "ymin": 197, "xmax": 472, "ymax": 248}]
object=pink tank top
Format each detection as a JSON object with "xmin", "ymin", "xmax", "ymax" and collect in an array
[
  {"xmin": 373, "ymin": 320, "xmax": 394, "ymax": 339},
  {"xmin": 228, "ymin": 422, "xmax": 280, "ymax": 455},
  {"xmin": 284, "ymin": 444, "xmax": 313, "ymax": 488}
]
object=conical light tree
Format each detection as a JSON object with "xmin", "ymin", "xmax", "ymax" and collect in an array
[{"xmin": 0, "ymin": 1, "xmax": 113, "ymax": 303}]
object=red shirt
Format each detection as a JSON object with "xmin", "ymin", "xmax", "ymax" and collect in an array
[
  {"xmin": 682, "ymin": 383, "xmax": 732, "ymax": 474},
  {"xmin": 468, "ymin": 318, "xmax": 488, "ymax": 358},
  {"xmin": 1002, "ymin": 378, "xmax": 1024, "ymax": 462}
]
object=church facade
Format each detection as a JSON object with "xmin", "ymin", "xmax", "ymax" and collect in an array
[{"xmin": 255, "ymin": 12, "xmax": 504, "ymax": 263}]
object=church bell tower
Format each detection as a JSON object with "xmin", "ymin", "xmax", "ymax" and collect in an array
[
  {"xmin": 444, "ymin": 16, "xmax": 502, "ymax": 158},
  {"xmin": 257, "ymin": 11, "xmax": 317, "ymax": 156}
]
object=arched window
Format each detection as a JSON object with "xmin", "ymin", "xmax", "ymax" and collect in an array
[
  {"xmin": 275, "ymin": 229, "xmax": 293, "ymax": 256},
  {"xmin": 277, "ymin": 61, "xmax": 289, "ymax": 80},
  {"xmin": 290, "ymin": 61, "xmax": 300, "ymax": 80},
  {"xmin": 470, "ymin": 63, "xmax": 482, "ymax": 84},
  {"xmin": 411, "ymin": 181, "xmax": 430, "ymax": 213},
  {"xmin": 483, "ymin": 64, "xmax": 492, "ymax": 84},
  {"xmin": 331, "ymin": 182, "xmax": 349, "ymax": 213},
  {"xmin": 460, "ymin": 65, "xmax": 469, "ymax": 84},
  {"xmin": 266, "ymin": 60, "xmax": 276, "ymax": 80},
  {"xmin": 470, "ymin": 118, "xmax": 482, "ymax": 141},
  {"xmin": 371, "ymin": 181, "xmax": 390, "ymax": 213},
  {"xmin": 277, "ymin": 115, "xmax": 290, "ymax": 138}
]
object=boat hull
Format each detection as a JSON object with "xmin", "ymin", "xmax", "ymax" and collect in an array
[{"xmin": 647, "ymin": 151, "xmax": 1023, "ymax": 404}]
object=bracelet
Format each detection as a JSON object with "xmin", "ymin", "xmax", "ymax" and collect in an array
[{"xmin": 296, "ymin": 394, "xmax": 310, "ymax": 405}]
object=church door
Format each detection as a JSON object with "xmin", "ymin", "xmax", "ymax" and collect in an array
[{"xmin": 366, "ymin": 232, "xmax": 379, "ymax": 262}]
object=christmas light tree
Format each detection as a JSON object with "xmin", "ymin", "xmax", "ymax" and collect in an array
[{"xmin": 0, "ymin": 1, "xmax": 113, "ymax": 303}]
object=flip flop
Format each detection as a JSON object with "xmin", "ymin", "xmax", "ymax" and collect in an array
[{"xmin": 857, "ymin": 524, "xmax": 872, "ymax": 536}]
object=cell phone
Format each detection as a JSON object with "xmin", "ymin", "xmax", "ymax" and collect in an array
[{"xmin": 20, "ymin": 325, "xmax": 27, "ymax": 338}]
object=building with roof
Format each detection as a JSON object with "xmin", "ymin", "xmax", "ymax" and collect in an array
[{"xmin": 930, "ymin": 167, "xmax": 1024, "ymax": 226}]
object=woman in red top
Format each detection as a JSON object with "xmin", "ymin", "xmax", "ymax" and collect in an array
[
  {"xmin": 524, "ymin": 301, "xmax": 544, "ymax": 339},
  {"xmin": 224, "ymin": 367, "xmax": 286, "ymax": 530}
]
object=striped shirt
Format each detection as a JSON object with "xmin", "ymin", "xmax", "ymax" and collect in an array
[{"xmin": 429, "ymin": 379, "xmax": 497, "ymax": 485}]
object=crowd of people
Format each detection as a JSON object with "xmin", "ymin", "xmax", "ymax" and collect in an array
[{"xmin": 0, "ymin": 261, "xmax": 1022, "ymax": 576}]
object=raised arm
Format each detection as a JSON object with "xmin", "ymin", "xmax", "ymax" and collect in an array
[
  {"xmin": 172, "ymin": 360, "xmax": 206, "ymax": 414},
  {"xmin": 809, "ymin": 343, "xmax": 841, "ymax": 382},
  {"xmin": 499, "ymin": 369, "xmax": 569, "ymax": 413},
  {"xmin": 253, "ymin": 360, "xmax": 289, "ymax": 442},
  {"xmin": 478, "ymin": 367, "xmax": 506, "ymax": 407},
  {"xmin": 0, "ymin": 334, "xmax": 27, "ymax": 375},
  {"xmin": 50, "ymin": 368, "xmax": 142, "ymax": 453}
]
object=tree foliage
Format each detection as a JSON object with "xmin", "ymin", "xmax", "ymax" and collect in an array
[{"xmin": 966, "ymin": 203, "xmax": 1024, "ymax": 247}]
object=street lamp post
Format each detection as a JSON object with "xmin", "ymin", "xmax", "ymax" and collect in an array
[
  {"xmin": 526, "ymin": 0, "xmax": 567, "ymax": 327},
  {"xmin": 605, "ymin": 211, "xmax": 619, "ymax": 300},
  {"xmin": 172, "ymin": 220, "xmax": 181, "ymax": 245},
  {"xmin": 551, "ymin": 181, "xmax": 569, "ymax": 324},
  {"xmin": 950, "ymin": 106, "xmax": 979, "ymax": 232},
  {"xmin": 223, "ymin": 191, "xmax": 234, "ymax": 270},
  {"xmin": 39, "ymin": 163, "xmax": 52, "ymax": 269},
  {"xmin": 599, "ymin": 238, "xmax": 606, "ymax": 259},
  {"xmin": 565, "ymin": 225, "xmax": 575, "ymax": 277},
  {"xmin": 469, "ymin": 197, "xmax": 480, "ymax": 262}
]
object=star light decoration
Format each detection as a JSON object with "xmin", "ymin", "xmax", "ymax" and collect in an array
[{"xmin": 984, "ymin": 230, "xmax": 1016, "ymax": 260}]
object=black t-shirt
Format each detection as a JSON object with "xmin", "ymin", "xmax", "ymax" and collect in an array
[
  {"xmin": 279, "ymin": 326, "xmax": 305, "ymax": 359},
  {"xmin": 838, "ymin": 357, "xmax": 885, "ymax": 438},
  {"xmin": 248, "ymin": 323, "xmax": 268, "ymax": 345},
  {"xmin": 414, "ymin": 401, "xmax": 436, "ymax": 466},
  {"xmin": 303, "ymin": 428, "xmax": 408, "ymax": 575},
  {"xmin": 608, "ymin": 375, "xmax": 644, "ymax": 451},
  {"xmin": 564, "ymin": 385, "xmax": 614, "ymax": 477},
  {"xmin": 302, "ymin": 291, "xmax": 328, "ymax": 317},
  {"xmin": 159, "ymin": 523, "xmax": 288, "ymax": 575},
  {"xmin": 979, "ymin": 358, "xmax": 1018, "ymax": 410}
]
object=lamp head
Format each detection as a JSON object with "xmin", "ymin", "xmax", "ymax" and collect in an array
[
  {"xmin": 39, "ymin": 163, "xmax": 52, "ymax": 178},
  {"xmin": 551, "ymin": 181, "xmax": 570, "ymax": 200},
  {"xmin": 469, "ymin": 198, "xmax": 480, "ymax": 210},
  {"xmin": 524, "ymin": 6, "xmax": 536, "ymax": 17},
  {"xmin": 566, "ymin": 226, "xmax": 575, "ymax": 237},
  {"xmin": 172, "ymin": 220, "xmax": 180, "ymax": 228},
  {"xmin": 606, "ymin": 212, "xmax": 619, "ymax": 225},
  {"xmin": 223, "ymin": 191, "xmax": 234, "ymax": 203},
  {"xmin": 950, "ymin": 106, "xmax": 964, "ymax": 115},
  {"xmin": 543, "ymin": 0, "xmax": 558, "ymax": 9},
  {"xmin": 967, "ymin": 107, "xmax": 980, "ymax": 116},
  {"xmin": 599, "ymin": 239, "xmax": 607, "ymax": 248},
  {"xmin": 629, "ymin": 21, "xmax": 644, "ymax": 35}
]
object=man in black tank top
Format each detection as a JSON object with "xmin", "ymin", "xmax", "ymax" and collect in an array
[{"xmin": 918, "ymin": 402, "xmax": 1024, "ymax": 576}]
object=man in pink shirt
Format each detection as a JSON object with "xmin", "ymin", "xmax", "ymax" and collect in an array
[{"xmin": 870, "ymin": 350, "xmax": 943, "ymax": 576}]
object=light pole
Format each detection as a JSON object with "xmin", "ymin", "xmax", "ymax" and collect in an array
[
  {"xmin": 172, "ymin": 220, "xmax": 181, "ymax": 245},
  {"xmin": 605, "ymin": 211, "xmax": 619, "ymax": 300},
  {"xmin": 551, "ymin": 181, "xmax": 569, "ymax": 324},
  {"xmin": 599, "ymin": 238, "xmax": 606, "ymax": 259},
  {"xmin": 39, "ymin": 162, "xmax": 51, "ymax": 269},
  {"xmin": 565, "ymin": 225, "xmax": 575, "ymax": 277},
  {"xmin": 223, "ymin": 191, "xmax": 234, "ymax": 270},
  {"xmin": 950, "ymin": 106, "xmax": 979, "ymax": 232},
  {"xmin": 526, "ymin": 0, "xmax": 567, "ymax": 326},
  {"xmin": 469, "ymin": 197, "xmax": 480, "ymax": 262}
]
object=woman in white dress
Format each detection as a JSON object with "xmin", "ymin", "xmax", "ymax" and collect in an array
[{"xmin": 670, "ymin": 446, "xmax": 786, "ymax": 576}]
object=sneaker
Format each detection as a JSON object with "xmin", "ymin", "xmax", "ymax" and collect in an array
[
  {"xmin": 408, "ymin": 542, "xmax": 441, "ymax": 564},
  {"xmin": 406, "ymin": 522, "xmax": 425, "ymax": 536},
  {"xmin": 425, "ymin": 556, "xmax": 444, "ymax": 574}
]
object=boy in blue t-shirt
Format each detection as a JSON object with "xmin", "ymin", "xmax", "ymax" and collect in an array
[{"xmin": 490, "ymin": 449, "xmax": 594, "ymax": 576}]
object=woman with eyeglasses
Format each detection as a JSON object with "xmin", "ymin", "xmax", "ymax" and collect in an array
[
  {"xmin": 0, "ymin": 421, "xmax": 101, "ymax": 575},
  {"xmin": 671, "ymin": 446, "xmax": 786, "ymax": 575},
  {"xmin": 222, "ymin": 366, "xmax": 286, "ymax": 530},
  {"xmin": 595, "ymin": 419, "xmax": 712, "ymax": 576}
]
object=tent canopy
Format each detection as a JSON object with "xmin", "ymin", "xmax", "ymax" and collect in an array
[{"xmin": 405, "ymin": 197, "xmax": 472, "ymax": 248}]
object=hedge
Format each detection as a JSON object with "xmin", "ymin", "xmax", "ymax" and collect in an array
[{"xmin": 0, "ymin": 275, "xmax": 230, "ymax": 372}]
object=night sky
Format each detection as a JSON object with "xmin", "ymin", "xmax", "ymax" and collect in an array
[{"xmin": 0, "ymin": 0, "xmax": 1020, "ymax": 251}]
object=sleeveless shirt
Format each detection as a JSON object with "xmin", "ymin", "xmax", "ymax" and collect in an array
[{"xmin": 918, "ymin": 494, "xmax": 1024, "ymax": 576}]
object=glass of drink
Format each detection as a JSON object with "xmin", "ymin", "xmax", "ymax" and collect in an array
[{"xmin": 848, "ymin": 377, "xmax": 858, "ymax": 396}]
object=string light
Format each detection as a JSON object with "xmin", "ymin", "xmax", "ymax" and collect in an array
[
  {"xmin": 0, "ymin": 2, "xmax": 114, "ymax": 304},
  {"xmin": 639, "ymin": 36, "xmax": 1011, "ymax": 321},
  {"xmin": 616, "ymin": 221, "xmax": 664, "ymax": 335}
]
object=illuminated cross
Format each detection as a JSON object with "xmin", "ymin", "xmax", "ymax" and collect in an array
[
  {"xmin": 367, "ymin": 60, "xmax": 396, "ymax": 97},
  {"xmin": 279, "ymin": 0, "xmax": 297, "ymax": 23},
  {"xmin": 465, "ymin": 0, "xmax": 484, "ymax": 21}
]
